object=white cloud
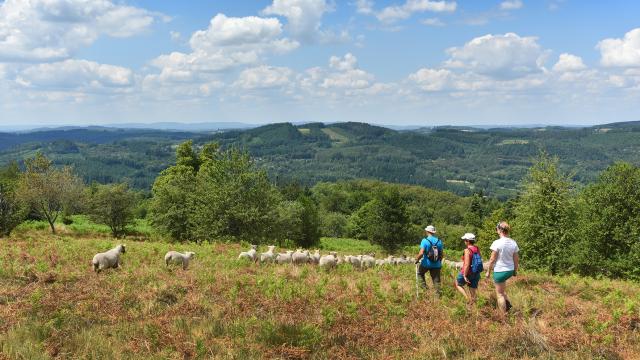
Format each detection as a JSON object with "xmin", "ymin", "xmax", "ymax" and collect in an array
[
  {"xmin": 190, "ymin": 14, "xmax": 284, "ymax": 48},
  {"xmin": 15, "ymin": 59, "xmax": 133, "ymax": 92},
  {"xmin": 500, "ymin": 0, "xmax": 523, "ymax": 10},
  {"xmin": 355, "ymin": 0, "xmax": 375, "ymax": 15},
  {"xmin": 376, "ymin": 0, "xmax": 457, "ymax": 23},
  {"xmin": 147, "ymin": 13, "xmax": 299, "ymax": 91},
  {"xmin": 445, "ymin": 33, "xmax": 548, "ymax": 79},
  {"xmin": 597, "ymin": 28, "xmax": 640, "ymax": 67},
  {"xmin": 329, "ymin": 53, "xmax": 358, "ymax": 71},
  {"xmin": 409, "ymin": 68, "xmax": 452, "ymax": 91},
  {"xmin": 553, "ymin": 53, "xmax": 586, "ymax": 72},
  {"xmin": 234, "ymin": 65, "xmax": 293, "ymax": 89},
  {"xmin": 262, "ymin": 0, "xmax": 336, "ymax": 43},
  {"xmin": 320, "ymin": 53, "xmax": 373, "ymax": 89},
  {"xmin": 0, "ymin": 0, "xmax": 160, "ymax": 62},
  {"xmin": 421, "ymin": 18, "xmax": 445, "ymax": 26}
]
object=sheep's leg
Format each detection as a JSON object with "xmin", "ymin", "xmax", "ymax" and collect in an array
[{"xmin": 182, "ymin": 261, "xmax": 188, "ymax": 270}]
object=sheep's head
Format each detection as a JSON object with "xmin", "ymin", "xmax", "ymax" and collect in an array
[
  {"xmin": 329, "ymin": 251, "xmax": 337, "ymax": 257},
  {"xmin": 250, "ymin": 244, "xmax": 258, "ymax": 250},
  {"xmin": 268, "ymin": 245, "xmax": 275, "ymax": 251},
  {"xmin": 119, "ymin": 244, "xmax": 126, "ymax": 253},
  {"xmin": 186, "ymin": 252, "xmax": 195, "ymax": 258}
]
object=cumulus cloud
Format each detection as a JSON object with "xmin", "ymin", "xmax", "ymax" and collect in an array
[
  {"xmin": 320, "ymin": 53, "xmax": 373, "ymax": 89},
  {"xmin": 262, "ymin": 0, "xmax": 338, "ymax": 43},
  {"xmin": 355, "ymin": 0, "xmax": 375, "ymax": 15},
  {"xmin": 500, "ymin": 0, "xmax": 523, "ymax": 10},
  {"xmin": 146, "ymin": 13, "xmax": 298, "ymax": 91},
  {"xmin": 444, "ymin": 33, "xmax": 548, "ymax": 79},
  {"xmin": 375, "ymin": 0, "xmax": 457, "ymax": 23},
  {"xmin": 0, "ymin": 0, "xmax": 161, "ymax": 62},
  {"xmin": 421, "ymin": 18, "xmax": 445, "ymax": 26},
  {"xmin": 234, "ymin": 65, "xmax": 293, "ymax": 89},
  {"xmin": 597, "ymin": 28, "xmax": 640, "ymax": 67},
  {"xmin": 553, "ymin": 53, "xmax": 586, "ymax": 72},
  {"xmin": 15, "ymin": 59, "xmax": 133, "ymax": 92},
  {"xmin": 409, "ymin": 68, "xmax": 452, "ymax": 91}
]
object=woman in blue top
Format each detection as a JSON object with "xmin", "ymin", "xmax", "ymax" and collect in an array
[{"xmin": 414, "ymin": 225, "xmax": 444, "ymax": 297}]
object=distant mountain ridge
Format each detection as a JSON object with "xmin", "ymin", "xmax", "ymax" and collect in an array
[{"xmin": 1, "ymin": 120, "xmax": 640, "ymax": 197}]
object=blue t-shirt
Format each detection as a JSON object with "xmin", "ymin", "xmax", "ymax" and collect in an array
[{"xmin": 420, "ymin": 235, "xmax": 443, "ymax": 268}]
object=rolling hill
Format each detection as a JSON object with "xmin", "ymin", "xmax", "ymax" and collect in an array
[{"xmin": 2, "ymin": 121, "xmax": 640, "ymax": 197}]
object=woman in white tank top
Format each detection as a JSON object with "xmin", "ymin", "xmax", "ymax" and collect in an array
[{"xmin": 485, "ymin": 221, "xmax": 519, "ymax": 314}]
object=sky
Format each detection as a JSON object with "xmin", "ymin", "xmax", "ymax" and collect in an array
[{"xmin": 1, "ymin": 0, "xmax": 640, "ymax": 128}]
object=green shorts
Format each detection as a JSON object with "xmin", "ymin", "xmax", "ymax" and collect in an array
[{"xmin": 493, "ymin": 270, "xmax": 514, "ymax": 284}]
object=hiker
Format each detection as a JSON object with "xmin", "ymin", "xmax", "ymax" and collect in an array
[
  {"xmin": 414, "ymin": 225, "xmax": 443, "ymax": 297},
  {"xmin": 454, "ymin": 233, "xmax": 482, "ymax": 303},
  {"xmin": 485, "ymin": 221, "xmax": 519, "ymax": 313}
]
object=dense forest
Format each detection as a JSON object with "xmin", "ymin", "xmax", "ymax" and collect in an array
[{"xmin": 2, "ymin": 122, "xmax": 640, "ymax": 198}]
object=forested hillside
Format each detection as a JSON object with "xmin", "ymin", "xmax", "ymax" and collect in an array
[{"xmin": 2, "ymin": 121, "xmax": 640, "ymax": 197}]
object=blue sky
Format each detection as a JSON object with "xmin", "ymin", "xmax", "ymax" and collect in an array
[{"xmin": 1, "ymin": 0, "xmax": 640, "ymax": 128}]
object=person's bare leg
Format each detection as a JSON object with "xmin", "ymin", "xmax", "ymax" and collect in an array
[
  {"xmin": 455, "ymin": 282, "xmax": 468, "ymax": 301},
  {"xmin": 469, "ymin": 288, "xmax": 477, "ymax": 304},
  {"xmin": 495, "ymin": 282, "xmax": 507, "ymax": 313}
]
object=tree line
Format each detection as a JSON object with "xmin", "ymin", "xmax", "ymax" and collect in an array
[{"xmin": 1, "ymin": 142, "xmax": 639, "ymax": 280}]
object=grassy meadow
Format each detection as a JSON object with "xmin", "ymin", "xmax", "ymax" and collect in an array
[{"xmin": 0, "ymin": 226, "xmax": 639, "ymax": 359}]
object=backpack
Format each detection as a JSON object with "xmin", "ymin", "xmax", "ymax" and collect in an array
[
  {"xmin": 426, "ymin": 238, "xmax": 442, "ymax": 262},
  {"xmin": 469, "ymin": 247, "xmax": 484, "ymax": 273}
]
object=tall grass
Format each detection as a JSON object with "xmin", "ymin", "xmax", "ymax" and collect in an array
[{"xmin": 0, "ymin": 232, "xmax": 638, "ymax": 359}]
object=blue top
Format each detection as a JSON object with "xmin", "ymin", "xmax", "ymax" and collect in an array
[{"xmin": 420, "ymin": 235, "xmax": 443, "ymax": 268}]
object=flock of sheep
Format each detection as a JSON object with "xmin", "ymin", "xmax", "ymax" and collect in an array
[
  {"xmin": 90, "ymin": 244, "xmax": 463, "ymax": 273},
  {"xmin": 91, "ymin": 244, "xmax": 196, "ymax": 272},
  {"xmin": 237, "ymin": 244, "xmax": 463, "ymax": 270}
]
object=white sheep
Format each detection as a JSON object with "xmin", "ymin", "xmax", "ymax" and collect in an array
[
  {"xmin": 345, "ymin": 255, "xmax": 362, "ymax": 269},
  {"xmin": 319, "ymin": 252, "xmax": 338, "ymax": 269},
  {"xmin": 292, "ymin": 249, "xmax": 310, "ymax": 265},
  {"xmin": 92, "ymin": 244, "xmax": 126, "ymax": 273},
  {"xmin": 360, "ymin": 254, "xmax": 376, "ymax": 269},
  {"xmin": 260, "ymin": 245, "xmax": 276, "ymax": 263},
  {"xmin": 275, "ymin": 250, "xmax": 294, "ymax": 264},
  {"xmin": 165, "ymin": 251, "xmax": 196, "ymax": 270},
  {"xmin": 238, "ymin": 244, "xmax": 258, "ymax": 262},
  {"xmin": 310, "ymin": 249, "xmax": 321, "ymax": 265}
]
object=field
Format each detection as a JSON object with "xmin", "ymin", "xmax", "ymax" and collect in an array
[{"xmin": 1, "ymin": 230, "xmax": 639, "ymax": 359}]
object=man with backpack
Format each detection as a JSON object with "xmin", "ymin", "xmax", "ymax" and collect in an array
[
  {"xmin": 454, "ymin": 232, "xmax": 483, "ymax": 303},
  {"xmin": 414, "ymin": 225, "xmax": 443, "ymax": 297}
]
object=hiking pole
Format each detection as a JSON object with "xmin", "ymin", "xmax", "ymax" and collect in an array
[{"xmin": 415, "ymin": 262, "xmax": 420, "ymax": 300}]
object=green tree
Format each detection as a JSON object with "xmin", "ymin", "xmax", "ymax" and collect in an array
[
  {"xmin": 192, "ymin": 147, "xmax": 281, "ymax": 242},
  {"xmin": 514, "ymin": 155, "xmax": 575, "ymax": 275},
  {"xmin": 149, "ymin": 165, "xmax": 197, "ymax": 241},
  {"xmin": 295, "ymin": 195, "xmax": 321, "ymax": 248},
  {"xmin": 0, "ymin": 162, "xmax": 26, "ymax": 237},
  {"xmin": 361, "ymin": 188, "xmax": 411, "ymax": 253},
  {"xmin": 150, "ymin": 141, "xmax": 200, "ymax": 241},
  {"xmin": 88, "ymin": 183, "xmax": 137, "ymax": 238},
  {"xmin": 573, "ymin": 163, "xmax": 640, "ymax": 279},
  {"xmin": 17, "ymin": 153, "xmax": 84, "ymax": 234},
  {"xmin": 320, "ymin": 211, "xmax": 348, "ymax": 237}
]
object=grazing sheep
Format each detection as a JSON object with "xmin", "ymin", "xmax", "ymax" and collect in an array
[
  {"xmin": 346, "ymin": 255, "xmax": 362, "ymax": 269},
  {"xmin": 444, "ymin": 259, "xmax": 463, "ymax": 270},
  {"xmin": 361, "ymin": 254, "xmax": 376, "ymax": 269},
  {"xmin": 260, "ymin": 245, "xmax": 276, "ymax": 263},
  {"xmin": 238, "ymin": 244, "xmax": 258, "ymax": 262},
  {"xmin": 275, "ymin": 250, "xmax": 294, "ymax": 264},
  {"xmin": 165, "ymin": 251, "xmax": 196, "ymax": 270},
  {"xmin": 292, "ymin": 249, "xmax": 310, "ymax": 265},
  {"xmin": 92, "ymin": 244, "xmax": 126, "ymax": 273},
  {"xmin": 319, "ymin": 252, "xmax": 338, "ymax": 269},
  {"xmin": 310, "ymin": 249, "xmax": 321, "ymax": 265},
  {"xmin": 375, "ymin": 259, "xmax": 385, "ymax": 266}
]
